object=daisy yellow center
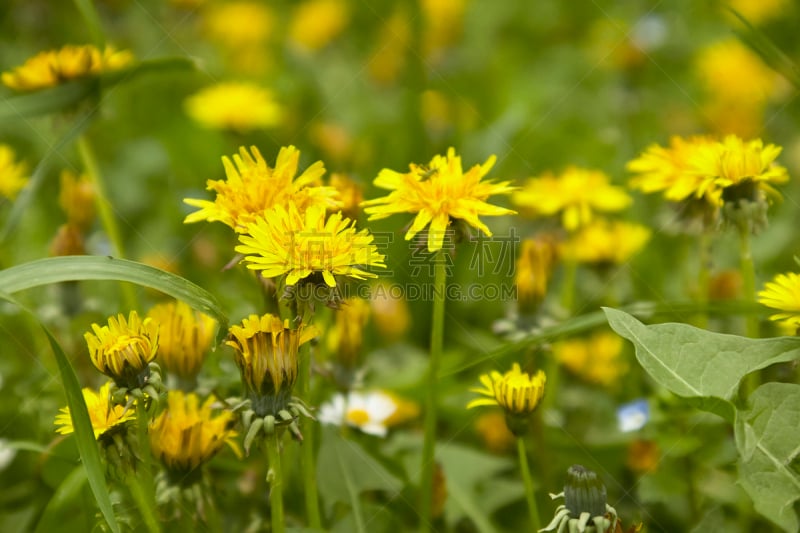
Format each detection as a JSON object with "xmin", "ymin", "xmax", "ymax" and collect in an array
[{"xmin": 346, "ymin": 408, "xmax": 371, "ymax": 426}]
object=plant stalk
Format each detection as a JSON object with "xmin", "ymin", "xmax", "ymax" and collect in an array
[
  {"xmin": 517, "ymin": 437, "xmax": 541, "ymax": 531},
  {"xmin": 266, "ymin": 431, "xmax": 285, "ymax": 533}
]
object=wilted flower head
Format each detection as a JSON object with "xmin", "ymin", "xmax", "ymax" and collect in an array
[
  {"xmin": 183, "ymin": 145, "xmax": 339, "ymax": 232},
  {"xmin": 363, "ymin": 147, "xmax": 515, "ymax": 252},
  {"xmin": 318, "ymin": 390, "xmax": 418, "ymax": 437},
  {"xmin": 513, "ymin": 166, "xmax": 630, "ymax": 231},
  {"xmin": 54, "ymin": 382, "xmax": 136, "ymax": 440},
  {"xmin": 149, "ymin": 391, "xmax": 238, "ymax": 480},
  {"xmin": 758, "ymin": 272, "xmax": 800, "ymax": 328},
  {"xmin": 49, "ymin": 223, "xmax": 85, "ymax": 257},
  {"xmin": 0, "ymin": 144, "xmax": 28, "ymax": 201},
  {"xmin": 2, "ymin": 44, "xmax": 133, "ymax": 92},
  {"xmin": 85, "ymin": 311, "xmax": 159, "ymax": 389},
  {"xmin": 185, "ymin": 82, "xmax": 282, "ymax": 132},
  {"xmin": 468, "ymin": 363, "xmax": 546, "ymax": 435},
  {"xmin": 236, "ymin": 203, "xmax": 386, "ymax": 288},
  {"xmin": 146, "ymin": 301, "xmax": 217, "ymax": 381},
  {"xmin": 226, "ymin": 314, "xmax": 316, "ymax": 415}
]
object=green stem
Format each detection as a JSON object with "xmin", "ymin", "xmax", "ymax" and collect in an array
[
  {"xmin": 298, "ymin": 342, "xmax": 322, "ymax": 529},
  {"xmin": 695, "ymin": 233, "xmax": 712, "ymax": 329},
  {"xmin": 738, "ymin": 223, "xmax": 760, "ymax": 397},
  {"xmin": 77, "ymin": 135, "xmax": 137, "ymax": 310},
  {"xmin": 419, "ymin": 250, "xmax": 447, "ymax": 533},
  {"xmin": 517, "ymin": 437, "xmax": 540, "ymax": 531},
  {"xmin": 133, "ymin": 400, "xmax": 159, "ymax": 533},
  {"xmin": 266, "ymin": 431, "xmax": 285, "ymax": 533},
  {"xmin": 560, "ymin": 258, "xmax": 578, "ymax": 316}
]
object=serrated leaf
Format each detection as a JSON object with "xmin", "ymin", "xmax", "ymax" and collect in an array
[
  {"xmin": 604, "ymin": 307, "xmax": 800, "ymax": 410},
  {"xmin": 735, "ymin": 383, "xmax": 800, "ymax": 532},
  {"xmin": 317, "ymin": 427, "xmax": 403, "ymax": 518},
  {"xmin": 0, "ymin": 256, "xmax": 227, "ymax": 345}
]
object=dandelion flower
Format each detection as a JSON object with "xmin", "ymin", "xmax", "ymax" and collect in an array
[
  {"xmin": 288, "ymin": 0, "xmax": 350, "ymax": 52},
  {"xmin": 512, "ymin": 166, "xmax": 630, "ymax": 231},
  {"xmin": 560, "ymin": 219, "xmax": 650, "ymax": 266},
  {"xmin": 468, "ymin": 363, "xmax": 546, "ymax": 415},
  {"xmin": 185, "ymin": 82, "xmax": 282, "ymax": 132},
  {"xmin": 758, "ymin": 272, "xmax": 800, "ymax": 327},
  {"xmin": 554, "ymin": 331, "xmax": 627, "ymax": 387},
  {"xmin": 55, "ymin": 382, "xmax": 136, "ymax": 440},
  {"xmin": 203, "ymin": 2, "xmax": 273, "ymax": 49},
  {"xmin": 2, "ymin": 45, "xmax": 133, "ymax": 92},
  {"xmin": 236, "ymin": 203, "xmax": 386, "ymax": 288},
  {"xmin": 150, "ymin": 391, "xmax": 238, "ymax": 479},
  {"xmin": 363, "ymin": 147, "xmax": 515, "ymax": 252},
  {"xmin": 146, "ymin": 301, "xmax": 217, "ymax": 380},
  {"xmin": 84, "ymin": 311, "xmax": 159, "ymax": 387},
  {"xmin": 226, "ymin": 314, "xmax": 316, "ymax": 415},
  {"xmin": 0, "ymin": 144, "xmax": 28, "ymax": 200},
  {"xmin": 183, "ymin": 145, "xmax": 339, "ymax": 232}
]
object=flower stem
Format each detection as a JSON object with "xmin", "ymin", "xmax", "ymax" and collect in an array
[
  {"xmin": 419, "ymin": 250, "xmax": 447, "ymax": 532},
  {"xmin": 77, "ymin": 135, "xmax": 137, "ymax": 310},
  {"xmin": 517, "ymin": 437, "xmax": 541, "ymax": 531},
  {"xmin": 695, "ymin": 233, "xmax": 712, "ymax": 329},
  {"xmin": 133, "ymin": 400, "xmax": 159, "ymax": 533},
  {"xmin": 127, "ymin": 470, "xmax": 160, "ymax": 533},
  {"xmin": 560, "ymin": 258, "xmax": 578, "ymax": 316},
  {"xmin": 298, "ymin": 342, "xmax": 322, "ymax": 529},
  {"xmin": 738, "ymin": 223, "xmax": 760, "ymax": 397},
  {"xmin": 266, "ymin": 431, "xmax": 285, "ymax": 533}
]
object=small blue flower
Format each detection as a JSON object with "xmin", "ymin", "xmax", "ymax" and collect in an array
[{"xmin": 617, "ymin": 399, "xmax": 649, "ymax": 432}]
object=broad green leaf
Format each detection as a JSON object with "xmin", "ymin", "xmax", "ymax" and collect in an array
[
  {"xmin": 0, "ymin": 293, "xmax": 121, "ymax": 533},
  {"xmin": 735, "ymin": 383, "xmax": 800, "ymax": 532},
  {"xmin": 604, "ymin": 307, "xmax": 800, "ymax": 404},
  {"xmin": 1, "ymin": 108, "xmax": 95, "ymax": 240},
  {"xmin": 0, "ymin": 256, "xmax": 228, "ymax": 344},
  {"xmin": 0, "ymin": 80, "xmax": 96, "ymax": 120},
  {"xmin": 317, "ymin": 426, "xmax": 402, "ymax": 518}
]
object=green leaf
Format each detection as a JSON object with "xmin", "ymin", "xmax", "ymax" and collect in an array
[
  {"xmin": 1, "ymin": 108, "xmax": 96, "ymax": 241},
  {"xmin": 604, "ymin": 307, "xmax": 800, "ymax": 408},
  {"xmin": 0, "ymin": 292, "xmax": 121, "ymax": 533},
  {"xmin": 735, "ymin": 383, "xmax": 800, "ymax": 532},
  {"xmin": 72, "ymin": 0, "xmax": 106, "ymax": 47},
  {"xmin": 317, "ymin": 427, "xmax": 403, "ymax": 518},
  {"xmin": 100, "ymin": 57, "xmax": 196, "ymax": 86},
  {"xmin": 34, "ymin": 466, "xmax": 91, "ymax": 533},
  {"xmin": 0, "ymin": 256, "xmax": 228, "ymax": 344},
  {"xmin": 0, "ymin": 80, "xmax": 97, "ymax": 120}
]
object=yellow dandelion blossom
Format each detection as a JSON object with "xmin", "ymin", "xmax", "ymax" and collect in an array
[
  {"xmin": 758, "ymin": 272, "xmax": 800, "ymax": 327},
  {"xmin": 689, "ymin": 135, "xmax": 788, "ymax": 201},
  {"xmin": 288, "ymin": 0, "xmax": 350, "ymax": 52},
  {"xmin": 627, "ymin": 135, "xmax": 719, "ymax": 203},
  {"xmin": 554, "ymin": 331, "xmax": 627, "ymax": 387},
  {"xmin": 85, "ymin": 311, "xmax": 159, "ymax": 385},
  {"xmin": 695, "ymin": 38, "xmax": 777, "ymax": 105},
  {"xmin": 2, "ymin": 45, "xmax": 133, "ymax": 92},
  {"xmin": 185, "ymin": 82, "xmax": 282, "ymax": 132},
  {"xmin": 59, "ymin": 170, "xmax": 95, "ymax": 231},
  {"xmin": 363, "ymin": 147, "xmax": 515, "ymax": 252},
  {"xmin": 560, "ymin": 219, "xmax": 650, "ymax": 266},
  {"xmin": 0, "ymin": 144, "xmax": 29, "ymax": 200},
  {"xmin": 183, "ymin": 145, "xmax": 340, "ymax": 232},
  {"xmin": 226, "ymin": 314, "xmax": 317, "ymax": 410},
  {"xmin": 149, "ymin": 391, "xmax": 239, "ymax": 475},
  {"xmin": 54, "ymin": 382, "xmax": 136, "ymax": 440},
  {"xmin": 236, "ymin": 203, "xmax": 386, "ymax": 288},
  {"xmin": 203, "ymin": 2, "xmax": 273, "ymax": 49},
  {"xmin": 467, "ymin": 363, "xmax": 546, "ymax": 415},
  {"xmin": 146, "ymin": 301, "xmax": 217, "ymax": 380},
  {"xmin": 422, "ymin": 0, "xmax": 467, "ymax": 59},
  {"xmin": 515, "ymin": 235, "xmax": 560, "ymax": 311},
  {"xmin": 512, "ymin": 166, "xmax": 630, "ymax": 231}
]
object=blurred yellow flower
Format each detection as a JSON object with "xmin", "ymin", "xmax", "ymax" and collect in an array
[
  {"xmin": 363, "ymin": 147, "xmax": 515, "ymax": 252},
  {"xmin": 0, "ymin": 144, "xmax": 28, "ymax": 200},
  {"xmin": 369, "ymin": 282, "xmax": 411, "ymax": 340},
  {"xmin": 185, "ymin": 82, "xmax": 282, "ymax": 132},
  {"xmin": 149, "ymin": 391, "xmax": 239, "ymax": 476},
  {"xmin": 54, "ymin": 382, "xmax": 136, "ymax": 440},
  {"xmin": 474, "ymin": 411, "xmax": 516, "ymax": 454},
  {"xmin": 85, "ymin": 311, "xmax": 159, "ymax": 386},
  {"xmin": 513, "ymin": 167, "xmax": 630, "ymax": 231},
  {"xmin": 554, "ymin": 331, "xmax": 627, "ymax": 387},
  {"xmin": 422, "ymin": 0, "xmax": 466, "ymax": 60},
  {"xmin": 515, "ymin": 235, "xmax": 560, "ymax": 312},
  {"xmin": 368, "ymin": 9, "xmax": 410, "ymax": 85},
  {"xmin": 236, "ymin": 203, "xmax": 386, "ymax": 287},
  {"xmin": 728, "ymin": 0, "xmax": 789, "ymax": 24},
  {"xmin": 226, "ymin": 314, "xmax": 316, "ymax": 411},
  {"xmin": 2, "ymin": 45, "xmax": 133, "ymax": 92},
  {"xmin": 627, "ymin": 135, "xmax": 719, "ymax": 203},
  {"xmin": 560, "ymin": 219, "xmax": 650, "ymax": 266},
  {"xmin": 758, "ymin": 272, "xmax": 800, "ymax": 327},
  {"xmin": 203, "ymin": 2, "xmax": 273, "ymax": 49},
  {"xmin": 467, "ymin": 363, "xmax": 546, "ymax": 415},
  {"xmin": 310, "ymin": 122, "xmax": 354, "ymax": 164},
  {"xmin": 147, "ymin": 301, "xmax": 217, "ymax": 380},
  {"xmin": 288, "ymin": 0, "xmax": 350, "ymax": 52},
  {"xmin": 696, "ymin": 38, "xmax": 776, "ymax": 104},
  {"xmin": 183, "ymin": 145, "xmax": 339, "ymax": 232},
  {"xmin": 49, "ymin": 223, "xmax": 85, "ymax": 257},
  {"xmin": 329, "ymin": 173, "xmax": 363, "ymax": 220},
  {"xmin": 59, "ymin": 170, "xmax": 95, "ymax": 231},
  {"xmin": 689, "ymin": 135, "xmax": 788, "ymax": 202},
  {"xmin": 626, "ymin": 439, "xmax": 660, "ymax": 474},
  {"xmin": 327, "ymin": 297, "xmax": 370, "ymax": 368}
]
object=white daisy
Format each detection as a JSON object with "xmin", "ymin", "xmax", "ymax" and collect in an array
[{"xmin": 318, "ymin": 390, "xmax": 398, "ymax": 437}]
